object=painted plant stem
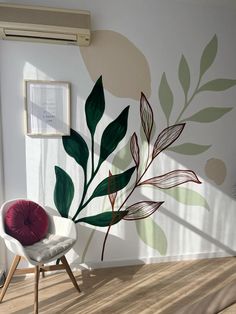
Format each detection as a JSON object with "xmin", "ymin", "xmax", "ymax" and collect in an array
[
  {"xmin": 175, "ymin": 76, "xmax": 201, "ymax": 124},
  {"xmin": 91, "ymin": 134, "xmax": 95, "ymax": 176},
  {"xmin": 73, "ymin": 165, "xmax": 100, "ymax": 220},
  {"xmin": 101, "ymin": 158, "xmax": 153, "ymax": 260}
]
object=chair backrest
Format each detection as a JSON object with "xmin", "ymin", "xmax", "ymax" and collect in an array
[
  {"xmin": 0, "ymin": 199, "xmax": 77, "ymax": 266},
  {"xmin": 0, "ymin": 199, "xmax": 20, "ymax": 238}
]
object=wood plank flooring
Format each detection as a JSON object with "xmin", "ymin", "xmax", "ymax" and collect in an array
[{"xmin": 0, "ymin": 257, "xmax": 235, "ymax": 313}]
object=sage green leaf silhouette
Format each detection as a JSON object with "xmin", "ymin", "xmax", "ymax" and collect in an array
[
  {"xmin": 140, "ymin": 170, "xmax": 201, "ymax": 189},
  {"xmin": 123, "ymin": 201, "xmax": 164, "ymax": 221},
  {"xmin": 85, "ymin": 76, "xmax": 105, "ymax": 136},
  {"xmin": 62, "ymin": 129, "xmax": 89, "ymax": 173},
  {"xmin": 136, "ymin": 217, "xmax": 167, "ymax": 255},
  {"xmin": 200, "ymin": 34, "xmax": 217, "ymax": 78},
  {"xmin": 98, "ymin": 106, "xmax": 129, "ymax": 166},
  {"xmin": 152, "ymin": 124, "xmax": 185, "ymax": 159},
  {"xmin": 199, "ymin": 79, "xmax": 236, "ymax": 92},
  {"xmin": 178, "ymin": 55, "xmax": 190, "ymax": 96},
  {"xmin": 130, "ymin": 133, "xmax": 140, "ymax": 167},
  {"xmin": 163, "ymin": 187, "xmax": 210, "ymax": 210},
  {"xmin": 167, "ymin": 143, "xmax": 211, "ymax": 155},
  {"xmin": 54, "ymin": 166, "xmax": 74, "ymax": 218},
  {"xmin": 182, "ymin": 107, "xmax": 232, "ymax": 123},
  {"xmin": 112, "ymin": 140, "xmax": 132, "ymax": 174},
  {"xmin": 158, "ymin": 73, "xmax": 173, "ymax": 123},
  {"xmin": 76, "ymin": 211, "xmax": 128, "ymax": 226},
  {"xmin": 140, "ymin": 92, "xmax": 153, "ymax": 142},
  {"xmin": 91, "ymin": 166, "xmax": 136, "ymax": 198}
]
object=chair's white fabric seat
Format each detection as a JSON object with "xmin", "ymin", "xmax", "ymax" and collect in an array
[{"xmin": 24, "ymin": 233, "xmax": 76, "ymax": 262}]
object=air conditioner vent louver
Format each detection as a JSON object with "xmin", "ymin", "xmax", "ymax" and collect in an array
[{"xmin": 0, "ymin": 3, "xmax": 91, "ymax": 46}]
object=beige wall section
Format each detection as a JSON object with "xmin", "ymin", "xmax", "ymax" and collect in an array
[
  {"xmin": 205, "ymin": 158, "xmax": 227, "ymax": 185},
  {"xmin": 80, "ymin": 30, "xmax": 151, "ymax": 100}
]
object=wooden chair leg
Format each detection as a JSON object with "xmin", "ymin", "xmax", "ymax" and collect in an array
[
  {"xmin": 34, "ymin": 265, "xmax": 40, "ymax": 314},
  {"xmin": 41, "ymin": 264, "xmax": 45, "ymax": 278},
  {"xmin": 60, "ymin": 255, "xmax": 81, "ymax": 293},
  {"xmin": 0, "ymin": 255, "xmax": 21, "ymax": 303}
]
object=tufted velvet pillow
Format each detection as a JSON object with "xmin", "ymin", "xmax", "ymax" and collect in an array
[{"xmin": 4, "ymin": 200, "xmax": 49, "ymax": 246}]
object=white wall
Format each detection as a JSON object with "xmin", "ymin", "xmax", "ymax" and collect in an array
[{"xmin": 1, "ymin": 0, "xmax": 236, "ymax": 268}]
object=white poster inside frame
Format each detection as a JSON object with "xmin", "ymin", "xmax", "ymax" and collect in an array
[{"xmin": 25, "ymin": 80, "xmax": 70, "ymax": 136}]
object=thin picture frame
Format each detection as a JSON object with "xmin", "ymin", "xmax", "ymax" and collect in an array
[{"xmin": 25, "ymin": 80, "xmax": 71, "ymax": 136}]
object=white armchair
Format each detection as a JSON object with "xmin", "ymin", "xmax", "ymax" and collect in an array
[{"xmin": 0, "ymin": 199, "xmax": 80, "ymax": 314}]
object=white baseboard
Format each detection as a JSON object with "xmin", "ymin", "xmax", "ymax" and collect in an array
[{"xmin": 72, "ymin": 251, "xmax": 235, "ymax": 270}]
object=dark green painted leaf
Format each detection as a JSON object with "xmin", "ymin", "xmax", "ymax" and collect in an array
[
  {"xmin": 76, "ymin": 211, "xmax": 128, "ymax": 227},
  {"xmin": 182, "ymin": 107, "xmax": 232, "ymax": 123},
  {"xmin": 91, "ymin": 166, "xmax": 136, "ymax": 198},
  {"xmin": 98, "ymin": 106, "xmax": 129, "ymax": 166},
  {"xmin": 92, "ymin": 166, "xmax": 136, "ymax": 199},
  {"xmin": 54, "ymin": 166, "xmax": 74, "ymax": 218},
  {"xmin": 178, "ymin": 55, "xmax": 190, "ymax": 96},
  {"xmin": 62, "ymin": 129, "xmax": 89, "ymax": 173},
  {"xmin": 167, "ymin": 143, "xmax": 211, "ymax": 155},
  {"xmin": 85, "ymin": 76, "xmax": 105, "ymax": 136},
  {"xmin": 200, "ymin": 35, "xmax": 217, "ymax": 78},
  {"xmin": 136, "ymin": 217, "xmax": 167, "ymax": 255},
  {"xmin": 158, "ymin": 73, "xmax": 173, "ymax": 123},
  {"xmin": 199, "ymin": 79, "xmax": 236, "ymax": 92}
]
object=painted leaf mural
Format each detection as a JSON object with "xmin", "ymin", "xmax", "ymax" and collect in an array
[
  {"xmin": 54, "ymin": 31, "xmax": 236, "ymax": 261},
  {"xmin": 140, "ymin": 170, "xmax": 201, "ymax": 189},
  {"xmin": 91, "ymin": 166, "xmax": 136, "ymax": 198},
  {"xmin": 181, "ymin": 107, "xmax": 232, "ymax": 123},
  {"xmin": 62, "ymin": 129, "xmax": 89, "ymax": 174},
  {"xmin": 76, "ymin": 211, "xmax": 128, "ymax": 227},
  {"xmin": 198, "ymin": 79, "xmax": 236, "ymax": 92},
  {"xmin": 108, "ymin": 171, "xmax": 117, "ymax": 209},
  {"xmin": 112, "ymin": 140, "xmax": 133, "ymax": 174},
  {"xmin": 123, "ymin": 201, "xmax": 164, "ymax": 221},
  {"xmin": 200, "ymin": 34, "xmax": 217, "ymax": 78},
  {"xmin": 98, "ymin": 106, "xmax": 130, "ymax": 167},
  {"xmin": 178, "ymin": 55, "xmax": 190, "ymax": 96},
  {"xmin": 136, "ymin": 217, "xmax": 167, "ymax": 256},
  {"xmin": 152, "ymin": 124, "xmax": 185, "ymax": 159},
  {"xmin": 85, "ymin": 75, "xmax": 105, "ymax": 136},
  {"xmin": 130, "ymin": 133, "xmax": 140, "ymax": 167},
  {"xmin": 163, "ymin": 187, "xmax": 210, "ymax": 211},
  {"xmin": 167, "ymin": 143, "xmax": 211, "ymax": 155},
  {"xmin": 158, "ymin": 72, "xmax": 174, "ymax": 124},
  {"xmin": 54, "ymin": 166, "xmax": 74, "ymax": 218},
  {"xmin": 140, "ymin": 92, "xmax": 153, "ymax": 142}
]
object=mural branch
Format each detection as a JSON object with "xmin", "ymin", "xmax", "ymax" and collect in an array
[{"xmin": 54, "ymin": 76, "xmax": 201, "ymax": 261}]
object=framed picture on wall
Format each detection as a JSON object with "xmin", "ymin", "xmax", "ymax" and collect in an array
[{"xmin": 25, "ymin": 80, "xmax": 71, "ymax": 136}]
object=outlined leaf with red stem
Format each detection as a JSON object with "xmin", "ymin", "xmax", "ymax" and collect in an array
[
  {"xmin": 123, "ymin": 201, "xmax": 164, "ymax": 221},
  {"xmin": 140, "ymin": 92, "xmax": 154, "ymax": 142},
  {"xmin": 130, "ymin": 133, "xmax": 140, "ymax": 167},
  {"xmin": 152, "ymin": 124, "xmax": 185, "ymax": 159},
  {"xmin": 108, "ymin": 171, "xmax": 117, "ymax": 209},
  {"xmin": 139, "ymin": 169, "xmax": 201, "ymax": 189}
]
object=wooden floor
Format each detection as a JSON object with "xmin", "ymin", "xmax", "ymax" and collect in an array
[{"xmin": 0, "ymin": 257, "xmax": 235, "ymax": 313}]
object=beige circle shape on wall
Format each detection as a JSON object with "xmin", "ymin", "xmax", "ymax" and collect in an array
[
  {"xmin": 80, "ymin": 30, "xmax": 151, "ymax": 100},
  {"xmin": 205, "ymin": 158, "xmax": 227, "ymax": 185}
]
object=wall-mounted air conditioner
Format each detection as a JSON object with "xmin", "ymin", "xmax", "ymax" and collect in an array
[{"xmin": 0, "ymin": 3, "xmax": 91, "ymax": 46}]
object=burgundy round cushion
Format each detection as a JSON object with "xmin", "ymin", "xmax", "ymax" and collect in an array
[{"xmin": 4, "ymin": 200, "xmax": 49, "ymax": 246}]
